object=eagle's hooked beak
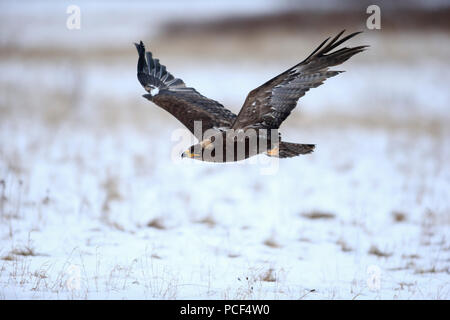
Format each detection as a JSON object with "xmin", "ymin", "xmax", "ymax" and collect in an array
[
  {"xmin": 181, "ymin": 150, "xmax": 200, "ymax": 159},
  {"xmin": 182, "ymin": 139, "xmax": 211, "ymax": 159}
]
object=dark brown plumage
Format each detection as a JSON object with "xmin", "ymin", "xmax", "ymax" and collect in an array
[
  {"xmin": 135, "ymin": 31, "xmax": 367, "ymax": 162},
  {"xmin": 135, "ymin": 42, "xmax": 236, "ymax": 141}
]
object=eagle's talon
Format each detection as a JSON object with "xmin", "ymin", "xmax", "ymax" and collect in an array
[{"xmin": 266, "ymin": 147, "xmax": 279, "ymax": 157}]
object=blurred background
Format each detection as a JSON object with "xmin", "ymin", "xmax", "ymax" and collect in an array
[{"xmin": 0, "ymin": 0, "xmax": 449, "ymax": 299}]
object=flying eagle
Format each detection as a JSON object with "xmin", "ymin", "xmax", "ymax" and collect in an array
[{"xmin": 135, "ymin": 30, "xmax": 367, "ymax": 162}]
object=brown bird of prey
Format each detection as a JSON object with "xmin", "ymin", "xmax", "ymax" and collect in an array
[{"xmin": 135, "ymin": 30, "xmax": 367, "ymax": 162}]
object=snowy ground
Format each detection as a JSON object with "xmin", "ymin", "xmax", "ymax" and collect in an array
[
  {"xmin": 1, "ymin": 115, "xmax": 449, "ymax": 299},
  {"xmin": 0, "ymin": 1, "xmax": 449, "ymax": 299}
]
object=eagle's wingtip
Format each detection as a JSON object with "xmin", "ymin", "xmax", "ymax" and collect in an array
[{"xmin": 134, "ymin": 41, "xmax": 145, "ymax": 53}]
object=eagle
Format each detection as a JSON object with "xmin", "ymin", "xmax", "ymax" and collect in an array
[{"xmin": 135, "ymin": 30, "xmax": 367, "ymax": 162}]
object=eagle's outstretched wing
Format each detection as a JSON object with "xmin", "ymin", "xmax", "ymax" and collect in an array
[
  {"xmin": 135, "ymin": 41, "xmax": 236, "ymax": 140},
  {"xmin": 232, "ymin": 31, "xmax": 368, "ymax": 130}
]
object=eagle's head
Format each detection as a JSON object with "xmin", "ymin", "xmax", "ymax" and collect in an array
[{"xmin": 181, "ymin": 138, "xmax": 215, "ymax": 161}]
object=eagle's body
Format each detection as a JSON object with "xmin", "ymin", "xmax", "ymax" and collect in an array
[{"xmin": 135, "ymin": 31, "xmax": 367, "ymax": 162}]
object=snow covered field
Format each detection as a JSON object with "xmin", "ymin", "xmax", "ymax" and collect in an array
[
  {"xmin": 0, "ymin": 1, "xmax": 449, "ymax": 299},
  {"xmin": 1, "ymin": 119, "xmax": 449, "ymax": 299}
]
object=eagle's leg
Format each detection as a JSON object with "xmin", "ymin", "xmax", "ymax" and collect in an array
[{"xmin": 266, "ymin": 146, "xmax": 279, "ymax": 157}]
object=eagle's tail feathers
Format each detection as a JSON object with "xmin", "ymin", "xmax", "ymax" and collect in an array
[{"xmin": 267, "ymin": 142, "xmax": 315, "ymax": 158}]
